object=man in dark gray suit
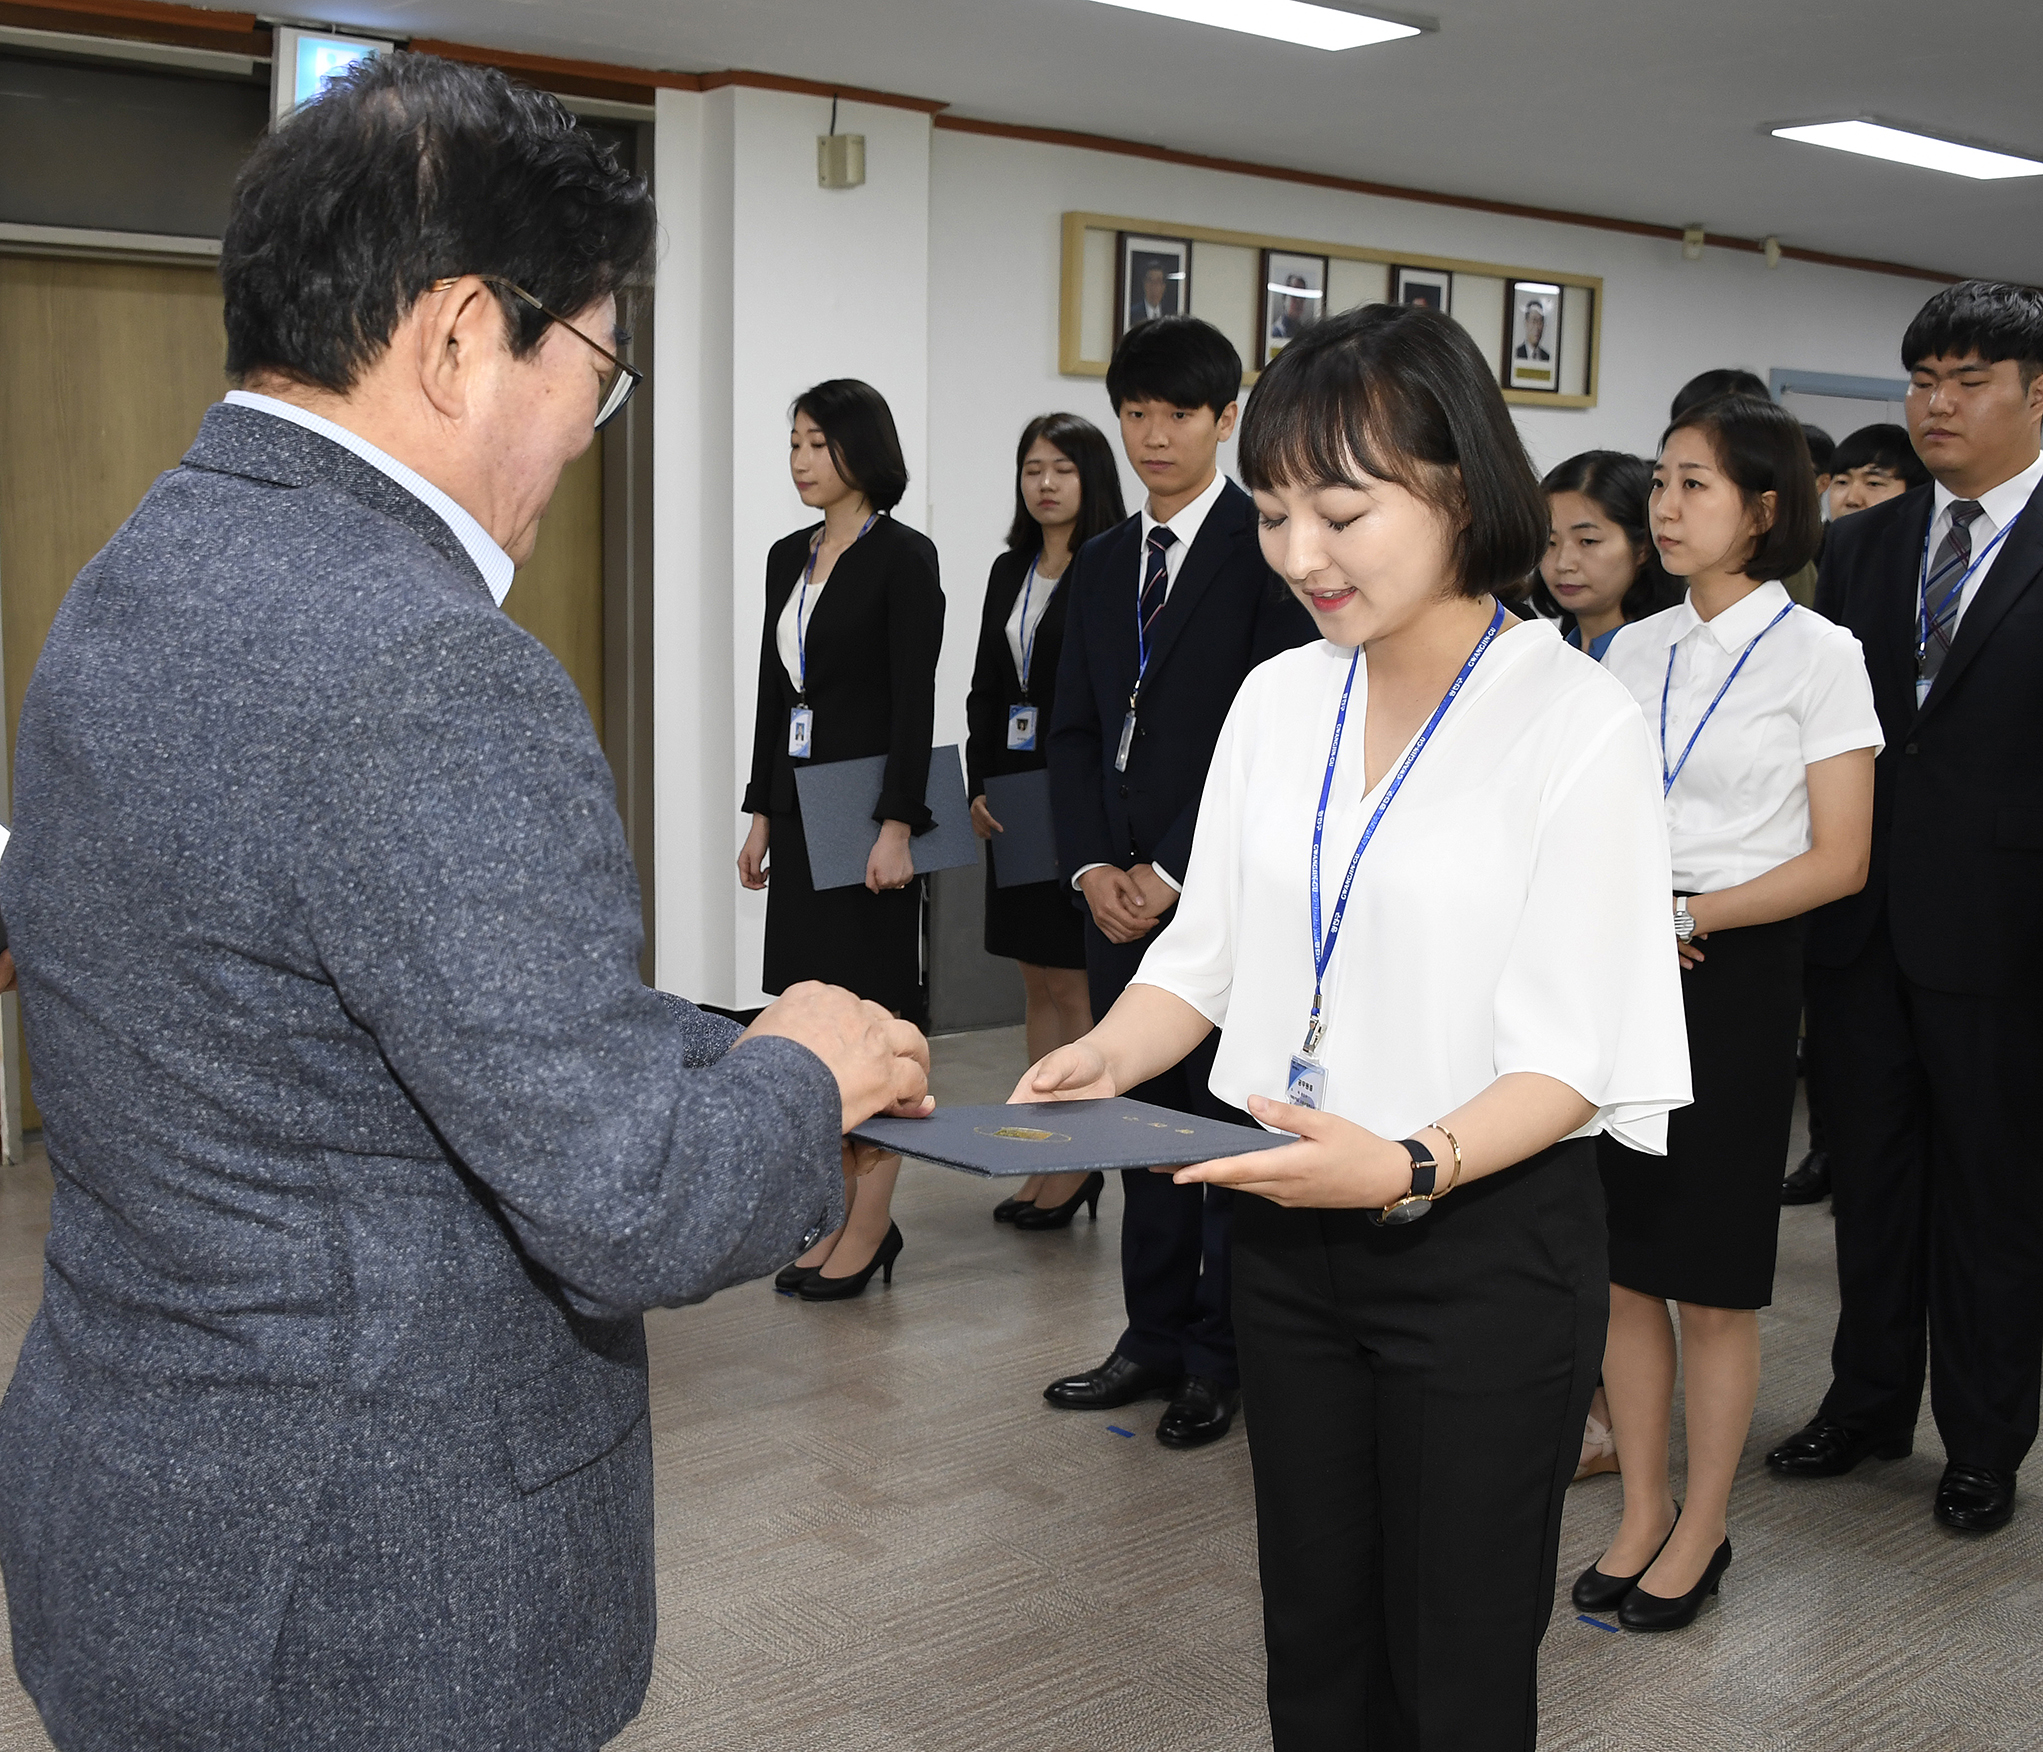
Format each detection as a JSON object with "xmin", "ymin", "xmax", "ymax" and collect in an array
[{"xmin": 0, "ymin": 54, "xmax": 928, "ymax": 1752}]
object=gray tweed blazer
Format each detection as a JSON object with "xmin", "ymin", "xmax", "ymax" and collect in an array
[{"xmin": 0, "ymin": 405, "xmax": 846, "ymax": 1751}]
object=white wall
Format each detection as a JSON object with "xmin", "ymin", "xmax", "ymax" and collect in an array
[
  {"xmin": 654, "ymin": 85, "xmax": 931, "ymax": 1007},
  {"xmin": 923, "ymin": 127, "xmax": 1933, "ymax": 751},
  {"xmin": 655, "ymin": 109, "xmax": 1937, "ymax": 1005}
]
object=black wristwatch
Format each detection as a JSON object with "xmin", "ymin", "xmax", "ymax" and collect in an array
[{"xmin": 1372, "ymin": 1138, "xmax": 1440, "ymax": 1227}]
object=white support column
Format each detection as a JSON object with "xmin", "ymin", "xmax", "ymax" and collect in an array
[{"xmin": 651, "ymin": 85, "xmax": 932, "ymax": 1009}]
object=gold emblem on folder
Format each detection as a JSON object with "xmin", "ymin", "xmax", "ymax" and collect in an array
[{"xmin": 976, "ymin": 1125, "xmax": 1072, "ymax": 1144}]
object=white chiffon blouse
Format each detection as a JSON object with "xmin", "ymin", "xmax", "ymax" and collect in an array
[{"xmin": 1130, "ymin": 618, "xmax": 1693, "ymax": 1154}]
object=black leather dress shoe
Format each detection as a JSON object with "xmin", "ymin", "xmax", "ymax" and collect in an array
[
  {"xmin": 1043, "ymin": 1352, "xmax": 1182, "ymax": 1411},
  {"xmin": 1781, "ymin": 1149, "xmax": 1831, "ymax": 1205},
  {"xmin": 1935, "ymin": 1463, "xmax": 2016, "ymax": 1533},
  {"xmin": 1156, "ymin": 1377, "xmax": 1240, "ymax": 1449},
  {"xmin": 1765, "ymin": 1416, "xmax": 1912, "ymax": 1477},
  {"xmin": 1619, "ymin": 1537, "xmax": 1731, "ymax": 1632}
]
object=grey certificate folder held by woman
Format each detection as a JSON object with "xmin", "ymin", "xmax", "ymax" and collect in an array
[{"xmin": 852, "ymin": 1098, "xmax": 1291, "ymax": 1176}]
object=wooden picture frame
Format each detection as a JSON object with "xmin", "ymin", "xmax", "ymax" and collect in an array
[{"xmin": 1115, "ymin": 231, "xmax": 1192, "ymax": 345}]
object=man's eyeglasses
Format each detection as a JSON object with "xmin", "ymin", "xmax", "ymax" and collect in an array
[{"xmin": 429, "ymin": 274, "xmax": 642, "ymax": 430}]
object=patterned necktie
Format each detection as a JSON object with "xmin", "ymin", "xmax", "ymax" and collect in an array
[
  {"xmin": 1918, "ymin": 499, "xmax": 1985, "ymax": 691},
  {"xmin": 1141, "ymin": 525, "xmax": 1178, "ymax": 634}
]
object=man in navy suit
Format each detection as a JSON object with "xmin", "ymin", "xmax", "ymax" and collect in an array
[
  {"xmin": 1045, "ymin": 317, "xmax": 1316, "ymax": 1448},
  {"xmin": 1767, "ymin": 282, "xmax": 2043, "ymax": 1535}
]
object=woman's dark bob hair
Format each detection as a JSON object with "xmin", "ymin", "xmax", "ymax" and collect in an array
[
  {"xmin": 791, "ymin": 378, "xmax": 910, "ymax": 513},
  {"xmin": 1237, "ymin": 303, "xmax": 1548, "ymax": 600},
  {"xmin": 1528, "ymin": 450, "xmax": 1682, "ymax": 629},
  {"xmin": 1661, "ymin": 394, "xmax": 1822, "ymax": 582},
  {"xmin": 1005, "ymin": 412, "xmax": 1127, "ymax": 554}
]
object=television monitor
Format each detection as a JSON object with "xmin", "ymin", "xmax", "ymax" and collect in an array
[{"xmin": 271, "ymin": 26, "xmax": 392, "ymax": 123}]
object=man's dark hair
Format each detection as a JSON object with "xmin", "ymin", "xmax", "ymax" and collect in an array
[
  {"xmin": 792, "ymin": 379, "xmax": 910, "ymax": 514},
  {"xmin": 1669, "ymin": 367, "xmax": 1769, "ymax": 425},
  {"xmin": 1662, "ymin": 394, "xmax": 1822, "ymax": 581},
  {"xmin": 1831, "ymin": 422, "xmax": 1931, "ymax": 489},
  {"xmin": 1005, "ymin": 412, "xmax": 1128, "ymax": 552},
  {"xmin": 1527, "ymin": 449, "xmax": 1681, "ymax": 629},
  {"xmin": 1105, "ymin": 315, "xmax": 1242, "ymax": 417},
  {"xmin": 1801, "ymin": 423, "xmax": 1836, "ymax": 475},
  {"xmin": 1238, "ymin": 302, "xmax": 1548, "ymax": 602},
  {"xmin": 1901, "ymin": 280, "xmax": 2043, "ymax": 387},
  {"xmin": 222, "ymin": 53, "xmax": 655, "ymax": 393}
]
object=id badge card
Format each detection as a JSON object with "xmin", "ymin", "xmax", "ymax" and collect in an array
[
  {"xmin": 1006, "ymin": 703, "xmax": 1038, "ymax": 751},
  {"xmin": 1115, "ymin": 709, "xmax": 1137, "ymax": 773},
  {"xmin": 788, "ymin": 704, "xmax": 814, "ymax": 760},
  {"xmin": 1285, "ymin": 1054, "xmax": 1328, "ymax": 1111}
]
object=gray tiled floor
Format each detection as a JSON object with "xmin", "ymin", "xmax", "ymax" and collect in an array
[{"xmin": 0, "ymin": 1026, "xmax": 2035, "ymax": 1750}]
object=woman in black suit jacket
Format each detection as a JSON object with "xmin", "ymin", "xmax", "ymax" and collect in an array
[
  {"xmin": 739, "ymin": 378, "xmax": 943, "ymax": 1300},
  {"xmin": 966, "ymin": 414, "xmax": 1126, "ymax": 1228}
]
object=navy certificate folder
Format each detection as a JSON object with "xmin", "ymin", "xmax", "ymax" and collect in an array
[
  {"xmin": 794, "ymin": 744, "xmax": 979, "ymax": 891},
  {"xmin": 851, "ymin": 1097, "xmax": 1290, "ymax": 1177},
  {"xmin": 982, "ymin": 769, "xmax": 1061, "ymax": 888}
]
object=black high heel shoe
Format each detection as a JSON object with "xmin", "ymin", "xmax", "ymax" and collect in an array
[
  {"xmin": 992, "ymin": 1194, "xmax": 1036, "ymax": 1223},
  {"xmin": 1013, "ymin": 1172, "xmax": 1105, "ymax": 1231},
  {"xmin": 1572, "ymin": 1507, "xmax": 1680, "ymax": 1613},
  {"xmin": 797, "ymin": 1223, "xmax": 904, "ymax": 1300},
  {"xmin": 1619, "ymin": 1536, "xmax": 1731, "ymax": 1632},
  {"xmin": 774, "ymin": 1261, "xmax": 821, "ymax": 1295}
]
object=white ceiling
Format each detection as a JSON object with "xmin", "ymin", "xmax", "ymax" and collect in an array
[{"xmin": 275, "ymin": 0, "xmax": 2043, "ymax": 284}]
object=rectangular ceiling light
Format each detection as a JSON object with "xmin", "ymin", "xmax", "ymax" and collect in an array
[
  {"xmin": 1771, "ymin": 120, "xmax": 2043, "ymax": 181},
  {"xmin": 1089, "ymin": 0, "xmax": 1423, "ymax": 52}
]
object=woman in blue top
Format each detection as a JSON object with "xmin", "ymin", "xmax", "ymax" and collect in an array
[{"xmin": 1531, "ymin": 450, "xmax": 1680, "ymax": 661}]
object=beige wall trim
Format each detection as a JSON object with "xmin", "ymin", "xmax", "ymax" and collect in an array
[
  {"xmin": 0, "ymin": 20, "xmax": 257, "ymax": 71},
  {"xmin": 1059, "ymin": 209, "xmax": 1603, "ymax": 409},
  {"xmin": 0, "ymin": 223, "xmax": 221, "ymax": 267}
]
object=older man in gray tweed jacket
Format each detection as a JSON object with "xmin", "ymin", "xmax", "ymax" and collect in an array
[{"xmin": 0, "ymin": 54, "xmax": 929, "ymax": 1752}]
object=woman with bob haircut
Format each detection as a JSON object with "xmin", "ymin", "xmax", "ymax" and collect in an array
[
  {"xmin": 1531, "ymin": 449, "xmax": 1682, "ymax": 661},
  {"xmin": 1583, "ymin": 395, "xmax": 1879, "ymax": 1629},
  {"xmin": 966, "ymin": 412, "xmax": 1126, "ymax": 1228},
  {"xmin": 1007, "ymin": 302, "xmax": 1690, "ymax": 1747},
  {"xmin": 740, "ymin": 377, "xmax": 943, "ymax": 1301}
]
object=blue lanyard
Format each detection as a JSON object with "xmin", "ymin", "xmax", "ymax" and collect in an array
[
  {"xmin": 1017, "ymin": 556, "xmax": 1059, "ymax": 695},
  {"xmin": 1658, "ymin": 600, "xmax": 1794, "ymax": 797},
  {"xmin": 1304, "ymin": 599, "xmax": 1503, "ymax": 1054},
  {"xmin": 1916, "ymin": 508, "xmax": 2021, "ymax": 665},
  {"xmin": 1131, "ymin": 535, "xmax": 1167, "ymax": 706},
  {"xmin": 795, "ymin": 512, "xmax": 876, "ymax": 698}
]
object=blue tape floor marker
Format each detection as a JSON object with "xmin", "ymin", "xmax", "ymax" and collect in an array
[
  {"xmin": 1576, "ymin": 1615, "xmax": 1619, "ymax": 1634},
  {"xmin": 1107, "ymin": 1426, "xmax": 1136, "ymax": 1439}
]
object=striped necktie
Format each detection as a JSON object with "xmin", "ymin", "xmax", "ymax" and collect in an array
[
  {"xmin": 1918, "ymin": 499, "xmax": 1984, "ymax": 692},
  {"xmin": 1141, "ymin": 525, "xmax": 1177, "ymax": 632}
]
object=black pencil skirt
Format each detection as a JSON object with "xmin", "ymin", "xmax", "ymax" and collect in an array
[
  {"xmin": 1600, "ymin": 913, "xmax": 1804, "ymax": 1310},
  {"xmin": 1233, "ymin": 1138, "xmax": 1606, "ymax": 1752},
  {"xmin": 762, "ymin": 807, "xmax": 927, "ymax": 1029},
  {"xmin": 981, "ymin": 849, "xmax": 1086, "ymax": 969}
]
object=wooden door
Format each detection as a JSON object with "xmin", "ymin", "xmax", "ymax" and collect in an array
[
  {"xmin": 0, "ymin": 253, "xmax": 608, "ymax": 1133},
  {"xmin": 0, "ymin": 255, "xmax": 229, "ymax": 1131}
]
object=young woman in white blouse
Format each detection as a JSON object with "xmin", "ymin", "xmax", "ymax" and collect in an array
[
  {"xmin": 1583, "ymin": 395, "xmax": 1879, "ymax": 1630},
  {"xmin": 1011, "ymin": 305, "xmax": 1690, "ymax": 1749}
]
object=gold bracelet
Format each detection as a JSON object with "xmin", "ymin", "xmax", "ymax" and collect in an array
[{"xmin": 1425, "ymin": 1122, "xmax": 1465, "ymax": 1197}]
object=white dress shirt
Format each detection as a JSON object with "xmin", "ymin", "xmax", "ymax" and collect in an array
[
  {"xmin": 1926, "ymin": 450, "xmax": 2043, "ymax": 628},
  {"xmin": 1602, "ymin": 583, "xmax": 1883, "ymax": 895},
  {"xmin": 1131, "ymin": 619, "xmax": 1692, "ymax": 1154},
  {"xmin": 777, "ymin": 549, "xmax": 821, "ymax": 691},
  {"xmin": 223, "ymin": 391, "xmax": 515, "ymax": 606},
  {"xmin": 1004, "ymin": 556, "xmax": 1065, "ymax": 690}
]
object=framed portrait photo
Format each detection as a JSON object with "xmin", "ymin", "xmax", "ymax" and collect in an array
[
  {"xmin": 1117, "ymin": 232, "xmax": 1192, "ymax": 344},
  {"xmin": 1260, "ymin": 249, "xmax": 1328, "ymax": 364},
  {"xmin": 1392, "ymin": 265, "xmax": 1452, "ymax": 316},
  {"xmin": 1505, "ymin": 280, "xmax": 1563, "ymax": 391}
]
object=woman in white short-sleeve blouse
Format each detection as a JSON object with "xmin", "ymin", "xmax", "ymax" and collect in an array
[
  {"xmin": 1582, "ymin": 396, "xmax": 1878, "ymax": 1635},
  {"xmin": 1011, "ymin": 305, "xmax": 1690, "ymax": 1749}
]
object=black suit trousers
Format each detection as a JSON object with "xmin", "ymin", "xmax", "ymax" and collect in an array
[
  {"xmin": 1086, "ymin": 912, "xmax": 1244, "ymax": 1386},
  {"xmin": 1233, "ymin": 1141, "xmax": 1604, "ymax": 1752},
  {"xmin": 1809, "ymin": 913, "xmax": 2043, "ymax": 1470}
]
